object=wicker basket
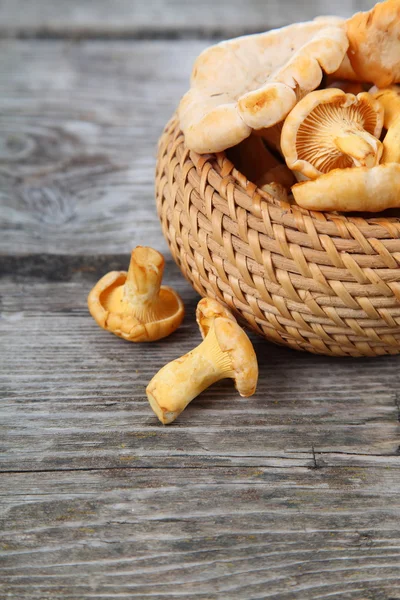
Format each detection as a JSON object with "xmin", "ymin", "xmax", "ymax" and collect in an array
[{"xmin": 155, "ymin": 116, "xmax": 400, "ymax": 357}]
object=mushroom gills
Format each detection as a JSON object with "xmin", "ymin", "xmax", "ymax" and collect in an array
[
  {"xmin": 294, "ymin": 96, "xmax": 383, "ymax": 174},
  {"xmin": 281, "ymin": 88, "xmax": 384, "ymax": 180}
]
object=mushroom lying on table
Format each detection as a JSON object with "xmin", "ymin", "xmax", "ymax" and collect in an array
[
  {"xmin": 88, "ymin": 246, "xmax": 184, "ymax": 342},
  {"xmin": 371, "ymin": 85, "xmax": 400, "ymax": 163},
  {"xmin": 146, "ymin": 298, "xmax": 258, "ymax": 424},
  {"xmin": 281, "ymin": 89, "xmax": 384, "ymax": 180}
]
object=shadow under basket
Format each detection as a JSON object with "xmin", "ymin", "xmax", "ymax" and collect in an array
[{"xmin": 155, "ymin": 116, "xmax": 400, "ymax": 357}]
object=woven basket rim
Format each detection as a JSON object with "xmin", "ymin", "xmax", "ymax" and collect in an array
[{"xmin": 164, "ymin": 115, "xmax": 400, "ymax": 243}]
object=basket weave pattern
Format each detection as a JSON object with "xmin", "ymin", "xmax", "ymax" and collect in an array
[{"xmin": 155, "ymin": 116, "xmax": 400, "ymax": 357}]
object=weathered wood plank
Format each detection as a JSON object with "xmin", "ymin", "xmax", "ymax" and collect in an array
[
  {"xmin": 1, "ymin": 467, "xmax": 400, "ymax": 598},
  {"xmin": 0, "ymin": 0, "xmax": 375, "ymax": 38},
  {"xmin": 1, "ymin": 30, "xmax": 400, "ymax": 599},
  {"xmin": 1, "ymin": 273, "xmax": 399, "ymax": 472},
  {"xmin": 0, "ymin": 39, "xmax": 208, "ymax": 256}
]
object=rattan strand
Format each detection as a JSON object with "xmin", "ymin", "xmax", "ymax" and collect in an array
[{"xmin": 155, "ymin": 116, "xmax": 400, "ymax": 356}]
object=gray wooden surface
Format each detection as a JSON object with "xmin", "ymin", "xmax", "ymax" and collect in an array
[
  {"xmin": 1, "ymin": 1, "xmax": 400, "ymax": 598},
  {"xmin": 0, "ymin": 0, "xmax": 375, "ymax": 38}
]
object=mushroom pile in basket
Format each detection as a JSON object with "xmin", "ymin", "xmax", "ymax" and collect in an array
[{"xmin": 178, "ymin": 0, "xmax": 400, "ymax": 213}]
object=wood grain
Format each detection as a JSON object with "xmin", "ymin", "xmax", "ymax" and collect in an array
[
  {"xmin": 0, "ymin": 39, "xmax": 207, "ymax": 256},
  {"xmin": 1, "ymin": 272, "xmax": 399, "ymax": 473},
  {"xmin": 1, "ymin": 15, "xmax": 400, "ymax": 598},
  {"xmin": 0, "ymin": 0, "xmax": 375, "ymax": 38},
  {"xmin": 1, "ymin": 468, "xmax": 400, "ymax": 598}
]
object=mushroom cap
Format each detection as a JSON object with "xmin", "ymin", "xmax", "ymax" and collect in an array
[
  {"xmin": 344, "ymin": 0, "xmax": 400, "ymax": 88},
  {"xmin": 179, "ymin": 20, "xmax": 348, "ymax": 154},
  {"xmin": 196, "ymin": 297, "xmax": 237, "ymax": 339},
  {"xmin": 87, "ymin": 271, "xmax": 184, "ymax": 342},
  {"xmin": 281, "ymin": 89, "xmax": 384, "ymax": 179},
  {"xmin": 292, "ymin": 163, "xmax": 400, "ymax": 212},
  {"xmin": 213, "ymin": 317, "xmax": 258, "ymax": 397}
]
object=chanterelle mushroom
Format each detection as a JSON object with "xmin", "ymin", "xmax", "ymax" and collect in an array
[
  {"xmin": 146, "ymin": 298, "xmax": 258, "ymax": 424},
  {"xmin": 292, "ymin": 163, "xmax": 400, "ymax": 212},
  {"xmin": 343, "ymin": 0, "xmax": 400, "ymax": 88},
  {"xmin": 371, "ymin": 85, "xmax": 400, "ymax": 163},
  {"xmin": 88, "ymin": 246, "xmax": 184, "ymax": 342},
  {"xmin": 281, "ymin": 89, "xmax": 384, "ymax": 180},
  {"xmin": 178, "ymin": 20, "xmax": 348, "ymax": 154}
]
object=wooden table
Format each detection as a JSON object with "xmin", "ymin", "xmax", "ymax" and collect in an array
[{"xmin": 1, "ymin": 1, "xmax": 400, "ymax": 597}]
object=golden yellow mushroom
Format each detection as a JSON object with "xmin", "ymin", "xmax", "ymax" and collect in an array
[
  {"xmin": 87, "ymin": 246, "xmax": 184, "ymax": 342},
  {"xmin": 146, "ymin": 298, "xmax": 258, "ymax": 424},
  {"xmin": 292, "ymin": 163, "xmax": 400, "ymax": 212},
  {"xmin": 372, "ymin": 85, "xmax": 400, "ymax": 163},
  {"xmin": 281, "ymin": 89, "xmax": 384, "ymax": 180},
  {"xmin": 344, "ymin": 0, "xmax": 400, "ymax": 88}
]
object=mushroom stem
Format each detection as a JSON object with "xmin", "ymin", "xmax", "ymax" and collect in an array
[
  {"xmin": 281, "ymin": 89, "xmax": 383, "ymax": 180},
  {"xmin": 146, "ymin": 320, "xmax": 235, "ymax": 424},
  {"xmin": 334, "ymin": 129, "xmax": 382, "ymax": 167},
  {"xmin": 123, "ymin": 247, "xmax": 163, "ymax": 319},
  {"xmin": 107, "ymin": 247, "xmax": 172, "ymax": 324}
]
